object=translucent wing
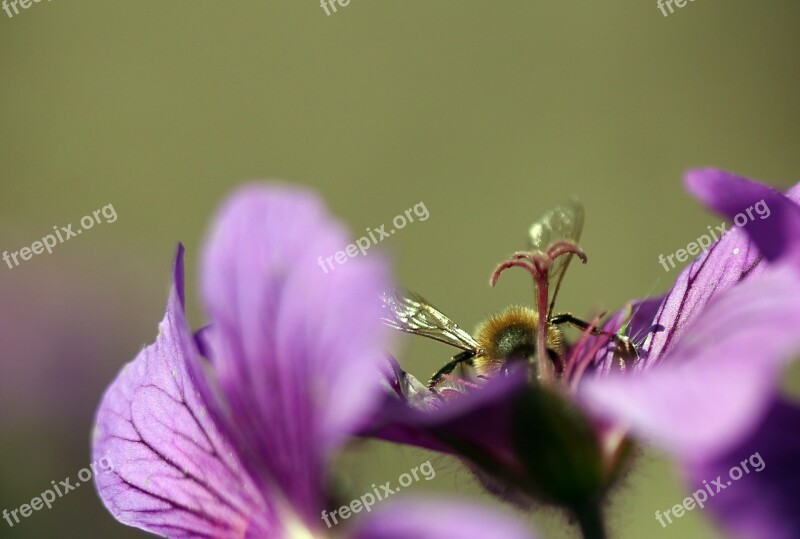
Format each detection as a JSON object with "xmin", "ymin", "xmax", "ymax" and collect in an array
[
  {"xmin": 527, "ymin": 200, "xmax": 585, "ymax": 316},
  {"xmin": 380, "ymin": 289, "xmax": 480, "ymax": 352}
]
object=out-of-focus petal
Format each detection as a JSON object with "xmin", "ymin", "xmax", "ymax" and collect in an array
[
  {"xmin": 645, "ymin": 172, "xmax": 800, "ymax": 364},
  {"xmin": 350, "ymin": 499, "xmax": 536, "ymax": 539},
  {"xmin": 198, "ymin": 185, "xmax": 392, "ymax": 519},
  {"xmin": 366, "ymin": 371, "xmax": 526, "ymax": 464},
  {"xmin": 92, "ymin": 246, "xmax": 273, "ymax": 538},
  {"xmin": 367, "ymin": 368, "xmax": 615, "ymax": 509},
  {"xmin": 580, "ymin": 264, "xmax": 800, "ymax": 461},
  {"xmin": 686, "ymin": 395, "xmax": 800, "ymax": 539}
]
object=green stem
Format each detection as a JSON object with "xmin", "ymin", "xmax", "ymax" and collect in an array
[{"xmin": 574, "ymin": 502, "xmax": 607, "ymax": 539}]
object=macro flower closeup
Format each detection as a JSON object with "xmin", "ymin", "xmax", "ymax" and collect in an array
[
  {"xmin": 6, "ymin": 5, "xmax": 800, "ymax": 539},
  {"xmin": 365, "ymin": 170, "xmax": 800, "ymax": 539},
  {"xmin": 91, "ymin": 185, "xmax": 537, "ymax": 539}
]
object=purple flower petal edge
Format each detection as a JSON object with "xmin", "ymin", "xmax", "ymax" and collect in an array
[
  {"xmin": 92, "ymin": 245, "xmax": 274, "ymax": 538},
  {"xmin": 686, "ymin": 169, "xmax": 800, "ymax": 265},
  {"xmin": 645, "ymin": 171, "xmax": 800, "ymax": 364}
]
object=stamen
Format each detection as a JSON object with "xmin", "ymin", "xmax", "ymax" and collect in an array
[
  {"xmin": 490, "ymin": 259, "xmax": 538, "ymax": 287},
  {"xmin": 546, "ymin": 240, "xmax": 588, "ymax": 264}
]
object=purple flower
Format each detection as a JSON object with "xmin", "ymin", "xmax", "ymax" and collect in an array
[
  {"xmin": 367, "ymin": 170, "xmax": 800, "ymax": 538},
  {"xmin": 91, "ymin": 185, "xmax": 536, "ymax": 539}
]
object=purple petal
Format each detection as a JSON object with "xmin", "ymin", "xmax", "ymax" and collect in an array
[
  {"xmin": 350, "ymin": 499, "xmax": 536, "ymax": 539},
  {"xmin": 580, "ymin": 264, "xmax": 800, "ymax": 461},
  {"xmin": 685, "ymin": 395, "xmax": 800, "ymax": 539},
  {"xmin": 645, "ymin": 172, "xmax": 800, "ymax": 364},
  {"xmin": 686, "ymin": 169, "xmax": 800, "ymax": 265},
  {"xmin": 198, "ymin": 185, "xmax": 392, "ymax": 518},
  {"xmin": 92, "ymin": 246, "xmax": 273, "ymax": 538}
]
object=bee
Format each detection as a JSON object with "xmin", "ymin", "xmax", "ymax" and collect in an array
[{"xmin": 381, "ymin": 202, "xmax": 636, "ymax": 388}]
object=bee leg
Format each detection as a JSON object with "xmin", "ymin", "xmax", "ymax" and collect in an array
[
  {"xmin": 428, "ymin": 350, "xmax": 476, "ymax": 388},
  {"xmin": 549, "ymin": 313, "xmax": 633, "ymax": 346},
  {"xmin": 455, "ymin": 355, "xmax": 474, "ymax": 378},
  {"xmin": 550, "ymin": 312, "xmax": 639, "ymax": 366},
  {"xmin": 550, "ymin": 312, "xmax": 613, "ymax": 338}
]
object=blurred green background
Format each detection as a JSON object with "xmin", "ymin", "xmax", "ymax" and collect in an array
[{"xmin": 2, "ymin": 1, "xmax": 799, "ymax": 538}]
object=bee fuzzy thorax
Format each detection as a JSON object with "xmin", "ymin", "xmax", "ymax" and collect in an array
[{"xmin": 473, "ymin": 306, "xmax": 565, "ymax": 377}]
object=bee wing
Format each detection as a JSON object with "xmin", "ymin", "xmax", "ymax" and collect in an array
[
  {"xmin": 527, "ymin": 200, "xmax": 585, "ymax": 316},
  {"xmin": 380, "ymin": 288, "xmax": 480, "ymax": 353}
]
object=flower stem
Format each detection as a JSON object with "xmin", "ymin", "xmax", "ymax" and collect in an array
[{"xmin": 574, "ymin": 502, "xmax": 607, "ymax": 539}]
